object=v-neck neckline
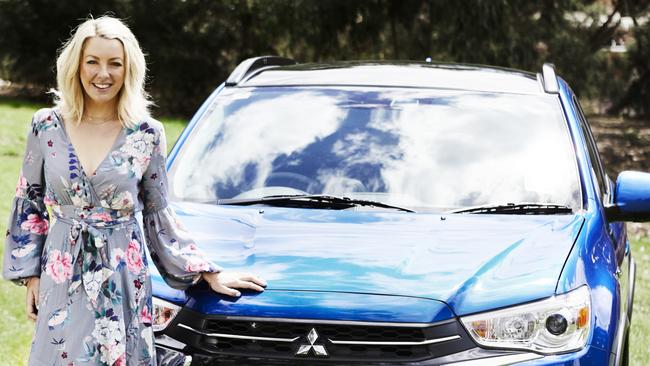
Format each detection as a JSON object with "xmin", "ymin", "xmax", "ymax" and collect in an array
[{"xmin": 54, "ymin": 108, "xmax": 124, "ymax": 179}]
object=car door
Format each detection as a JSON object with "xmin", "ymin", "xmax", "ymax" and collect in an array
[{"xmin": 572, "ymin": 95, "xmax": 633, "ymax": 364}]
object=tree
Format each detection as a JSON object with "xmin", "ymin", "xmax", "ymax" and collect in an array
[{"xmin": 0, "ymin": 0, "xmax": 647, "ymax": 116}]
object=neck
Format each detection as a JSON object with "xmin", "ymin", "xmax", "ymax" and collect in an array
[{"xmin": 84, "ymin": 98, "xmax": 118, "ymax": 118}]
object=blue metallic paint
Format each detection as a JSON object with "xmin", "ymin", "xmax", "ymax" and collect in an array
[
  {"xmin": 555, "ymin": 79, "xmax": 624, "ymax": 361},
  {"xmin": 185, "ymin": 287, "xmax": 455, "ymax": 323},
  {"xmin": 153, "ymin": 201, "xmax": 584, "ymax": 318},
  {"xmin": 614, "ymin": 171, "xmax": 650, "ymax": 216},
  {"xmin": 150, "ymin": 66, "xmax": 635, "ymax": 364},
  {"xmin": 151, "ymin": 274, "xmax": 187, "ymax": 306}
]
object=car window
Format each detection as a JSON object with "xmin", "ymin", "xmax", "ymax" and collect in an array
[
  {"xmin": 170, "ymin": 87, "xmax": 582, "ymax": 213},
  {"xmin": 572, "ymin": 95, "xmax": 609, "ymax": 201}
]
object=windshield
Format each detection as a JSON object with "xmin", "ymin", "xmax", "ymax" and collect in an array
[{"xmin": 169, "ymin": 86, "xmax": 581, "ymax": 213}]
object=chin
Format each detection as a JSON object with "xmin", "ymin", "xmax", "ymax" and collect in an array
[{"xmin": 85, "ymin": 92, "xmax": 120, "ymax": 105}]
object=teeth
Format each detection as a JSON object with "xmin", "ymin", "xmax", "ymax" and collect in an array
[{"xmin": 93, "ymin": 83, "xmax": 111, "ymax": 89}]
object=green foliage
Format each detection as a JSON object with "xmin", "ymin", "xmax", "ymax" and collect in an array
[
  {"xmin": 0, "ymin": 1, "xmax": 124, "ymax": 88},
  {"xmin": 0, "ymin": 0, "xmax": 648, "ymax": 116},
  {"xmin": 610, "ymin": 20, "xmax": 650, "ymax": 115}
]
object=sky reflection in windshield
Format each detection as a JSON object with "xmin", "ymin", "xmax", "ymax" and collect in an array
[{"xmin": 171, "ymin": 87, "xmax": 581, "ymax": 212}]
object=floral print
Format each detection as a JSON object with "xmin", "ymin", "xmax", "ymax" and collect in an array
[
  {"xmin": 15, "ymin": 174, "xmax": 27, "ymax": 196},
  {"xmin": 44, "ymin": 250, "xmax": 73, "ymax": 284},
  {"xmin": 92, "ymin": 315, "xmax": 125, "ymax": 364},
  {"xmin": 3, "ymin": 108, "xmax": 221, "ymax": 365},
  {"xmin": 20, "ymin": 212, "xmax": 49, "ymax": 235},
  {"xmin": 120, "ymin": 124, "xmax": 156, "ymax": 179},
  {"xmin": 126, "ymin": 239, "xmax": 144, "ymax": 274}
]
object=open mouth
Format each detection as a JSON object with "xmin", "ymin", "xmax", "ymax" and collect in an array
[{"xmin": 92, "ymin": 83, "xmax": 112, "ymax": 90}]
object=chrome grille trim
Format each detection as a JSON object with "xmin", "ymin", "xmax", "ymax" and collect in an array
[
  {"xmin": 178, "ymin": 323, "xmax": 299, "ymax": 343},
  {"xmin": 211, "ymin": 315, "xmax": 455, "ymax": 328},
  {"xmin": 328, "ymin": 334, "xmax": 460, "ymax": 346}
]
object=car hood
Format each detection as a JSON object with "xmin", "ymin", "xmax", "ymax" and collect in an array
[{"xmin": 154, "ymin": 202, "xmax": 584, "ymax": 316}]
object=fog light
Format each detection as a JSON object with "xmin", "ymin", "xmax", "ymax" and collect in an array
[
  {"xmin": 545, "ymin": 313, "xmax": 568, "ymax": 335},
  {"xmin": 153, "ymin": 297, "xmax": 181, "ymax": 332}
]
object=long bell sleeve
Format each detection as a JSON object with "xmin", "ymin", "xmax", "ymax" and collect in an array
[
  {"xmin": 140, "ymin": 121, "xmax": 221, "ymax": 290},
  {"xmin": 3, "ymin": 112, "xmax": 49, "ymax": 285}
]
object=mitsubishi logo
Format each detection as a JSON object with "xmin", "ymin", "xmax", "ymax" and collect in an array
[{"xmin": 295, "ymin": 328, "xmax": 328, "ymax": 357}]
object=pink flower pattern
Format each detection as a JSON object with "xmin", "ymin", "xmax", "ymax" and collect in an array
[
  {"xmin": 15, "ymin": 174, "xmax": 27, "ymax": 197},
  {"xmin": 43, "ymin": 195, "xmax": 56, "ymax": 206},
  {"xmin": 90, "ymin": 212, "xmax": 113, "ymax": 223},
  {"xmin": 184, "ymin": 256, "xmax": 211, "ymax": 272},
  {"xmin": 126, "ymin": 240, "xmax": 144, "ymax": 274},
  {"xmin": 140, "ymin": 305, "xmax": 152, "ymax": 325},
  {"xmin": 20, "ymin": 213, "xmax": 49, "ymax": 235},
  {"xmin": 45, "ymin": 250, "xmax": 73, "ymax": 284}
]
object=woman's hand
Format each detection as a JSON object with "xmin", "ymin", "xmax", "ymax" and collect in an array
[
  {"xmin": 25, "ymin": 277, "xmax": 39, "ymax": 322},
  {"xmin": 201, "ymin": 271, "xmax": 267, "ymax": 297}
]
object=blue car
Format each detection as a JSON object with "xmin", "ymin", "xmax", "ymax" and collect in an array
[{"xmin": 151, "ymin": 58, "xmax": 644, "ymax": 365}]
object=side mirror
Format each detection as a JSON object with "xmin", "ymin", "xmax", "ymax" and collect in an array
[{"xmin": 606, "ymin": 171, "xmax": 650, "ymax": 222}]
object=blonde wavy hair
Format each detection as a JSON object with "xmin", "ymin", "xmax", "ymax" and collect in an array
[{"xmin": 53, "ymin": 16, "xmax": 151, "ymax": 127}]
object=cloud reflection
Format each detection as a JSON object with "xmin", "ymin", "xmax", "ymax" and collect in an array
[
  {"xmin": 173, "ymin": 87, "xmax": 580, "ymax": 210},
  {"xmin": 175, "ymin": 91, "xmax": 346, "ymax": 199}
]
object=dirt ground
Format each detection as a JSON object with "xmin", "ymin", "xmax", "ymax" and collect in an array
[{"xmin": 590, "ymin": 115, "xmax": 650, "ymax": 239}]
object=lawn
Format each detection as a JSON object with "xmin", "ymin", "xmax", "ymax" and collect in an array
[{"xmin": 0, "ymin": 100, "xmax": 648, "ymax": 365}]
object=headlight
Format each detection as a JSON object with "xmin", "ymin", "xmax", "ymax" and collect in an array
[
  {"xmin": 152, "ymin": 297, "xmax": 181, "ymax": 332},
  {"xmin": 461, "ymin": 286, "xmax": 590, "ymax": 354}
]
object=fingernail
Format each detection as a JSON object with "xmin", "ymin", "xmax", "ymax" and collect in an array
[{"xmin": 234, "ymin": 292, "xmax": 241, "ymax": 297}]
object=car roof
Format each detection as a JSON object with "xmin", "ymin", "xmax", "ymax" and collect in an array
[{"xmin": 236, "ymin": 61, "xmax": 545, "ymax": 95}]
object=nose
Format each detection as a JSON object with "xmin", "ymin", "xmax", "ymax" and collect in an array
[{"xmin": 97, "ymin": 63, "xmax": 110, "ymax": 79}]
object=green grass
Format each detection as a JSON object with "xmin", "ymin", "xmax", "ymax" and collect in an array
[
  {"xmin": 631, "ymin": 239, "xmax": 650, "ymax": 365},
  {"xmin": 0, "ymin": 101, "xmax": 188, "ymax": 365},
  {"xmin": 0, "ymin": 100, "xmax": 648, "ymax": 365},
  {"xmin": 0, "ymin": 100, "xmax": 40, "ymax": 366}
]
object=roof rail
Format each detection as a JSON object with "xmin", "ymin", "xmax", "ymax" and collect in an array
[
  {"xmin": 541, "ymin": 63, "xmax": 559, "ymax": 94},
  {"xmin": 225, "ymin": 56, "xmax": 297, "ymax": 86}
]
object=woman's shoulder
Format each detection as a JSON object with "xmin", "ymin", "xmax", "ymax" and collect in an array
[
  {"xmin": 30, "ymin": 107, "xmax": 61, "ymax": 133},
  {"xmin": 126, "ymin": 117, "xmax": 166, "ymax": 147},
  {"xmin": 129, "ymin": 116, "xmax": 164, "ymax": 134}
]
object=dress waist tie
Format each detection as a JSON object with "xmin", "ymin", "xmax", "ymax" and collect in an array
[{"xmin": 52, "ymin": 205, "xmax": 136, "ymax": 305}]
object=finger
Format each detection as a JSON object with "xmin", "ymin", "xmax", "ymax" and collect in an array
[
  {"xmin": 235, "ymin": 280, "xmax": 265, "ymax": 292},
  {"xmin": 214, "ymin": 283, "xmax": 241, "ymax": 297},
  {"xmin": 241, "ymin": 274, "xmax": 267, "ymax": 287}
]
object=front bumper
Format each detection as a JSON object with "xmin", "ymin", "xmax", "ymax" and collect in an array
[
  {"xmin": 155, "ymin": 335, "xmax": 192, "ymax": 366},
  {"xmin": 153, "ymin": 306, "xmax": 610, "ymax": 366},
  {"xmin": 155, "ymin": 341, "xmax": 610, "ymax": 366}
]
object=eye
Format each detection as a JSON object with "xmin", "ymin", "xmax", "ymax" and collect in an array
[
  {"xmin": 86, "ymin": 60, "xmax": 98, "ymax": 65},
  {"xmin": 111, "ymin": 62, "xmax": 123, "ymax": 67}
]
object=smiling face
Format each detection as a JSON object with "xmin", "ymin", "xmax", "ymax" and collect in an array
[{"xmin": 79, "ymin": 36, "xmax": 125, "ymax": 108}]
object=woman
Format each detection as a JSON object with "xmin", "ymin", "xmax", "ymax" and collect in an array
[{"xmin": 2, "ymin": 16, "xmax": 266, "ymax": 365}]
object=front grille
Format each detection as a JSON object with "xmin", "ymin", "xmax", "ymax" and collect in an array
[{"xmin": 162, "ymin": 308, "xmax": 476, "ymax": 363}]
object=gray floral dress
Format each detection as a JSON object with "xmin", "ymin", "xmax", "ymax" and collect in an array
[{"xmin": 3, "ymin": 108, "xmax": 220, "ymax": 366}]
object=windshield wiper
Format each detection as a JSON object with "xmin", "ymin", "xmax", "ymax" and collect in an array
[
  {"xmin": 217, "ymin": 194, "xmax": 415, "ymax": 212},
  {"xmin": 450, "ymin": 203, "xmax": 573, "ymax": 215}
]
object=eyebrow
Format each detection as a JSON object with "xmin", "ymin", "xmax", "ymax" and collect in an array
[{"xmin": 84, "ymin": 55, "xmax": 124, "ymax": 61}]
